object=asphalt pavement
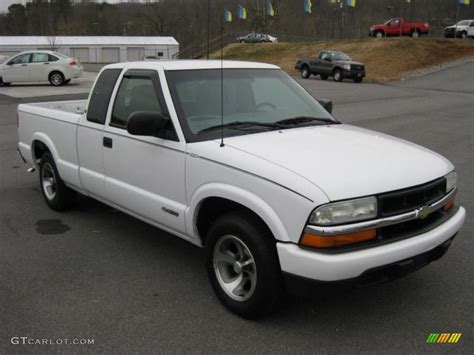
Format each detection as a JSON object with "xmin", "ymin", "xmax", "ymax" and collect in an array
[{"xmin": 0, "ymin": 63, "xmax": 473, "ymax": 353}]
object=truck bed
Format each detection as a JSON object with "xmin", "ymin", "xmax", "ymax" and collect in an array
[{"xmin": 17, "ymin": 100, "xmax": 87, "ymax": 190}]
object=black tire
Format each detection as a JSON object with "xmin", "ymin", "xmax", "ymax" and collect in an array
[
  {"xmin": 205, "ymin": 210, "xmax": 282, "ymax": 319},
  {"xmin": 333, "ymin": 68, "xmax": 344, "ymax": 82},
  {"xmin": 63, "ymin": 79, "xmax": 71, "ymax": 85},
  {"xmin": 411, "ymin": 30, "xmax": 420, "ymax": 38},
  {"xmin": 460, "ymin": 31, "xmax": 467, "ymax": 39},
  {"xmin": 240, "ymin": 40, "xmax": 245, "ymax": 43},
  {"xmin": 39, "ymin": 152, "xmax": 75, "ymax": 210},
  {"xmin": 353, "ymin": 76, "xmax": 363, "ymax": 83},
  {"xmin": 300, "ymin": 66, "xmax": 311, "ymax": 79},
  {"xmin": 375, "ymin": 31, "xmax": 384, "ymax": 38},
  {"xmin": 320, "ymin": 73, "xmax": 329, "ymax": 80},
  {"xmin": 49, "ymin": 71, "xmax": 64, "ymax": 86}
]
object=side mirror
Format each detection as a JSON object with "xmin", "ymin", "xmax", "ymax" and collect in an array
[
  {"xmin": 126, "ymin": 111, "xmax": 169, "ymax": 136},
  {"xmin": 318, "ymin": 99, "xmax": 333, "ymax": 114}
]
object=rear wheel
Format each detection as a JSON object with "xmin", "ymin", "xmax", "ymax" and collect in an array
[
  {"xmin": 205, "ymin": 211, "xmax": 282, "ymax": 319},
  {"xmin": 39, "ymin": 152, "xmax": 75, "ymax": 210},
  {"xmin": 301, "ymin": 66, "xmax": 311, "ymax": 79},
  {"xmin": 320, "ymin": 73, "xmax": 329, "ymax": 80},
  {"xmin": 333, "ymin": 68, "xmax": 344, "ymax": 82},
  {"xmin": 49, "ymin": 71, "xmax": 64, "ymax": 86},
  {"xmin": 240, "ymin": 40, "xmax": 245, "ymax": 43},
  {"xmin": 460, "ymin": 31, "xmax": 467, "ymax": 39}
]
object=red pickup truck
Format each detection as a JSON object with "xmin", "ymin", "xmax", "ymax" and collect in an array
[{"xmin": 369, "ymin": 17, "xmax": 429, "ymax": 38}]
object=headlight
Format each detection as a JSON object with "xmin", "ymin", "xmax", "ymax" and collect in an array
[
  {"xmin": 343, "ymin": 64, "xmax": 351, "ymax": 70},
  {"xmin": 309, "ymin": 196, "xmax": 378, "ymax": 226},
  {"xmin": 445, "ymin": 171, "xmax": 457, "ymax": 193}
]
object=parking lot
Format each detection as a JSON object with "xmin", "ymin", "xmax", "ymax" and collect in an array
[{"xmin": 1, "ymin": 63, "xmax": 473, "ymax": 352}]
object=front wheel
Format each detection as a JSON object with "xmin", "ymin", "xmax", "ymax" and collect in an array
[
  {"xmin": 205, "ymin": 211, "xmax": 282, "ymax": 319},
  {"xmin": 301, "ymin": 66, "xmax": 311, "ymax": 79},
  {"xmin": 353, "ymin": 76, "xmax": 363, "ymax": 83},
  {"xmin": 39, "ymin": 152, "xmax": 75, "ymax": 210},
  {"xmin": 460, "ymin": 31, "xmax": 467, "ymax": 39},
  {"xmin": 333, "ymin": 68, "xmax": 344, "ymax": 82},
  {"xmin": 411, "ymin": 30, "xmax": 420, "ymax": 38}
]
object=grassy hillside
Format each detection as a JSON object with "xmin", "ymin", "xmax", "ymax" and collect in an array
[{"xmin": 211, "ymin": 38, "xmax": 474, "ymax": 82}]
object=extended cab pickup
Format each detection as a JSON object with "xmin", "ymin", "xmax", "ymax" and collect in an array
[
  {"xmin": 17, "ymin": 61, "xmax": 465, "ymax": 318},
  {"xmin": 369, "ymin": 17, "xmax": 429, "ymax": 38}
]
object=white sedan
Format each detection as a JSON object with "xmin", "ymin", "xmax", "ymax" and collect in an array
[{"xmin": 0, "ymin": 51, "xmax": 83, "ymax": 87}]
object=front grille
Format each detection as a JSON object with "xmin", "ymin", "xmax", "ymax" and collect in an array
[{"xmin": 378, "ymin": 178, "xmax": 446, "ymax": 217}]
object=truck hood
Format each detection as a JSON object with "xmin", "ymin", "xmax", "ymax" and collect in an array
[
  {"xmin": 335, "ymin": 60, "xmax": 364, "ymax": 66},
  {"xmin": 197, "ymin": 124, "xmax": 453, "ymax": 201}
]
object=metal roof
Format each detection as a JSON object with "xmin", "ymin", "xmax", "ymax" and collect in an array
[{"xmin": 0, "ymin": 36, "xmax": 179, "ymax": 46}]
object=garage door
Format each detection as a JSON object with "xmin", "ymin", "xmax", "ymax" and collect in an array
[
  {"xmin": 102, "ymin": 48, "xmax": 120, "ymax": 63},
  {"xmin": 127, "ymin": 47, "xmax": 145, "ymax": 61},
  {"xmin": 70, "ymin": 48, "xmax": 89, "ymax": 62}
]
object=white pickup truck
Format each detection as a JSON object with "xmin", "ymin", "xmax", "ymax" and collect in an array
[{"xmin": 17, "ymin": 60, "xmax": 465, "ymax": 318}]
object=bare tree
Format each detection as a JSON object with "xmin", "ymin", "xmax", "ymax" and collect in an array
[{"xmin": 47, "ymin": 36, "xmax": 60, "ymax": 51}]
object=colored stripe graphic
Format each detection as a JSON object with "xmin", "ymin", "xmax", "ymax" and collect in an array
[{"xmin": 426, "ymin": 333, "xmax": 461, "ymax": 344}]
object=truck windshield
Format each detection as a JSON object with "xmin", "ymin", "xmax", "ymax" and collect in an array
[
  {"xmin": 331, "ymin": 52, "xmax": 351, "ymax": 61},
  {"xmin": 166, "ymin": 69, "xmax": 335, "ymax": 142}
]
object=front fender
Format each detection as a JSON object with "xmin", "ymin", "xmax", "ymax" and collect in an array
[{"xmin": 186, "ymin": 182, "xmax": 291, "ymax": 244}]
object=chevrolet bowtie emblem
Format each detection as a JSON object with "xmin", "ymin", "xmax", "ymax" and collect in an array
[{"xmin": 417, "ymin": 205, "xmax": 432, "ymax": 219}]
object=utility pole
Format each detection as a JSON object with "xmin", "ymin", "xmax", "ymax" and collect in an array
[
  {"xmin": 206, "ymin": 0, "xmax": 210, "ymax": 59},
  {"xmin": 399, "ymin": 0, "xmax": 403, "ymax": 37}
]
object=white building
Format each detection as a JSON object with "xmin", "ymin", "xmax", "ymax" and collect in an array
[{"xmin": 0, "ymin": 36, "xmax": 179, "ymax": 62}]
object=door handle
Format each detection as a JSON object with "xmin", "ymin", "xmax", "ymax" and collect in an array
[
  {"xmin": 44, "ymin": 62, "xmax": 50, "ymax": 65},
  {"xmin": 21, "ymin": 64, "xmax": 27, "ymax": 66},
  {"xmin": 103, "ymin": 137, "xmax": 113, "ymax": 148}
]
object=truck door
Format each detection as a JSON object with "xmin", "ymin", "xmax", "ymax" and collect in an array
[
  {"xmin": 102, "ymin": 69, "xmax": 187, "ymax": 235},
  {"xmin": 386, "ymin": 18, "xmax": 401, "ymax": 36},
  {"xmin": 77, "ymin": 68, "xmax": 122, "ymax": 200},
  {"xmin": 2, "ymin": 53, "xmax": 31, "ymax": 82},
  {"xmin": 317, "ymin": 52, "xmax": 332, "ymax": 75}
]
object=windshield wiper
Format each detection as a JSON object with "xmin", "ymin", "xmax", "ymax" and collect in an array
[
  {"xmin": 198, "ymin": 121, "xmax": 283, "ymax": 134},
  {"xmin": 276, "ymin": 116, "xmax": 336, "ymax": 126}
]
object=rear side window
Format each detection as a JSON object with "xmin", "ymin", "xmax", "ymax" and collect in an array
[
  {"xmin": 31, "ymin": 53, "xmax": 49, "ymax": 63},
  {"xmin": 87, "ymin": 69, "xmax": 122, "ymax": 124},
  {"xmin": 48, "ymin": 55, "xmax": 59, "ymax": 62}
]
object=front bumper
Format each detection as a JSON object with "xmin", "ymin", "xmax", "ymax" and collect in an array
[
  {"xmin": 277, "ymin": 206, "xmax": 465, "ymax": 282},
  {"xmin": 344, "ymin": 69, "xmax": 366, "ymax": 79}
]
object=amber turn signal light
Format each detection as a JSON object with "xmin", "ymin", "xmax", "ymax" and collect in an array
[
  {"xmin": 300, "ymin": 229, "xmax": 377, "ymax": 249},
  {"xmin": 443, "ymin": 196, "xmax": 455, "ymax": 211}
]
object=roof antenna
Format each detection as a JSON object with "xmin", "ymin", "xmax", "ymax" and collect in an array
[{"xmin": 220, "ymin": 7, "xmax": 225, "ymax": 148}]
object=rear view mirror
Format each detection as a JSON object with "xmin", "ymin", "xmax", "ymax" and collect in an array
[
  {"xmin": 318, "ymin": 99, "xmax": 333, "ymax": 114},
  {"xmin": 126, "ymin": 111, "xmax": 169, "ymax": 136}
]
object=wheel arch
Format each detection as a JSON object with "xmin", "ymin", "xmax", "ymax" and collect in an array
[
  {"xmin": 30, "ymin": 133, "xmax": 60, "ymax": 167},
  {"xmin": 188, "ymin": 183, "xmax": 291, "ymax": 246}
]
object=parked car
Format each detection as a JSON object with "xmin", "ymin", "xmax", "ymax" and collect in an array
[
  {"xmin": 17, "ymin": 60, "xmax": 465, "ymax": 318},
  {"xmin": 444, "ymin": 20, "xmax": 474, "ymax": 39},
  {"xmin": 0, "ymin": 51, "xmax": 83, "ymax": 87},
  {"xmin": 142, "ymin": 55, "xmax": 160, "ymax": 61},
  {"xmin": 295, "ymin": 51, "xmax": 366, "ymax": 83},
  {"xmin": 237, "ymin": 32, "xmax": 278, "ymax": 43},
  {"xmin": 369, "ymin": 17, "xmax": 429, "ymax": 38}
]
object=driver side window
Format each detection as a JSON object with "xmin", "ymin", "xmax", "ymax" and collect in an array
[
  {"xmin": 111, "ymin": 76, "xmax": 163, "ymax": 128},
  {"xmin": 8, "ymin": 54, "xmax": 31, "ymax": 65}
]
